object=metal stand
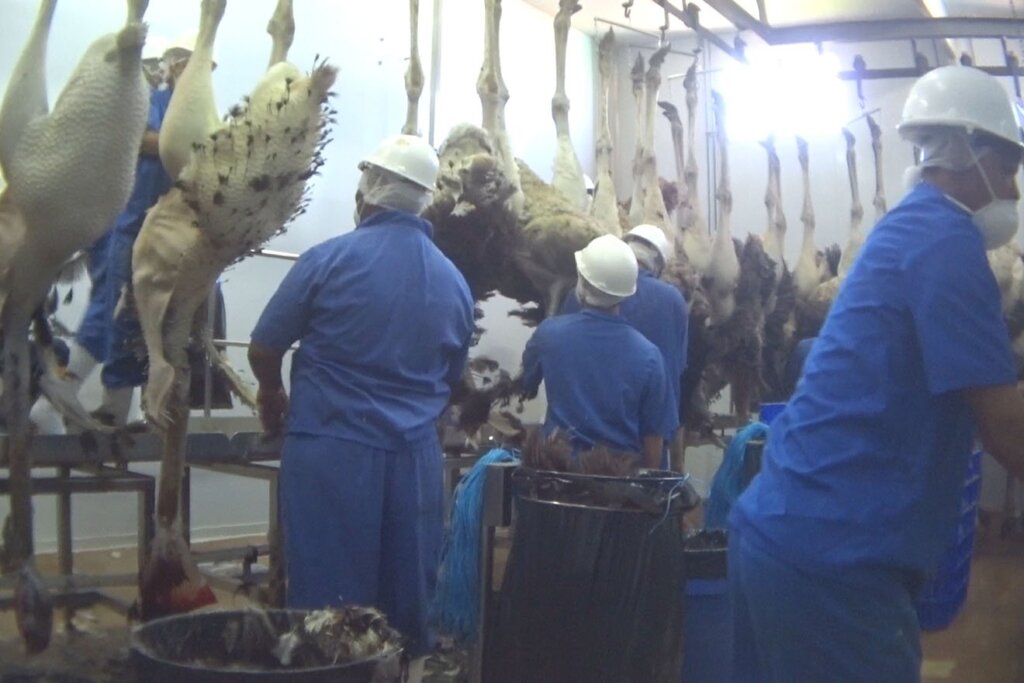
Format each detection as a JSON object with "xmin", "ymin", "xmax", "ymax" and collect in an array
[
  {"xmin": 0, "ymin": 466, "xmax": 155, "ymax": 615},
  {"xmin": 0, "ymin": 428, "xmax": 284, "ymax": 616}
]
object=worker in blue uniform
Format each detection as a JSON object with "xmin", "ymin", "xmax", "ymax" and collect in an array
[
  {"xmin": 729, "ymin": 65, "xmax": 1024, "ymax": 682},
  {"xmin": 248, "ymin": 134, "xmax": 474, "ymax": 682},
  {"xmin": 64, "ymin": 37, "xmax": 182, "ymax": 424},
  {"xmin": 561, "ymin": 224, "xmax": 687, "ymax": 469},
  {"xmin": 524, "ymin": 234, "xmax": 675, "ymax": 468}
]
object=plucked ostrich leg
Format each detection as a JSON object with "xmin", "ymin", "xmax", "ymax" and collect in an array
[
  {"xmin": 868, "ymin": 114, "xmax": 887, "ymax": 217},
  {"xmin": 703, "ymin": 92, "xmax": 739, "ymax": 325},
  {"xmin": 266, "ymin": 0, "xmax": 294, "ymax": 68},
  {"xmin": 550, "ymin": 0, "xmax": 586, "ymax": 211},
  {"xmin": 678, "ymin": 52, "xmax": 711, "ymax": 274},
  {"xmin": 158, "ymin": 0, "xmax": 224, "ymax": 181},
  {"xmin": 792, "ymin": 137, "xmax": 820, "ymax": 301},
  {"xmin": 478, "ymin": 0, "xmax": 523, "ymax": 212},
  {"xmin": 590, "ymin": 28, "xmax": 620, "ymax": 235},
  {"xmin": 626, "ymin": 45, "xmax": 671, "ymax": 241},
  {"xmin": 837, "ymin": 129, "xmax": 865, "ymax": 277},
  {"xmin": 402, "ymin": 0, "xmax": 424, "ymax": 135}
]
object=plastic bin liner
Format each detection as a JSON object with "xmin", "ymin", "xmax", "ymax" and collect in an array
[{"xmin": 486, "ymin": 468, "xmax": 698, "ymax": 683}]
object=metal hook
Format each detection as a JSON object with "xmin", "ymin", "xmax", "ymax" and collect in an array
[
  {"xmin": 853, "ymin": 55, "xmax": 867, "ymax": 110},
  {"xmin": 622, "ymin": 0, "xmax": 634, "ymax": 19},
  {"xmin": 660, "ymin": 7, "xmax": 670, "ymax": 45},
  {"xmin": 1002, "ymin": 38, "xmax": 1022, "ymax": 99}
]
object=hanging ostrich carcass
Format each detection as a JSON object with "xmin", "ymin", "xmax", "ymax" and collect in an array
[
  {"xmin": 627, "ymin": 45, "xmax": 673, "ymax": 241},
  {"xmin": 133, "ymin": 0, "xmax": 336, "ymax": 619},
  {"xmin": 590, "ymin": 28, "xmax": 621, "ymax": 235},
  {"xmin": 676, "ymin": 51, "xmax": 712, "ymax": 275},
  {"xmin": 0, "ymin": 0, "xmax": 152, "ymax": 651}
]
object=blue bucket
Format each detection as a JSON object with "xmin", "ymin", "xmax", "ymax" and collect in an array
[{"xmin": 758, "ymin": 402, "xmax": 786, "ymax": 426}]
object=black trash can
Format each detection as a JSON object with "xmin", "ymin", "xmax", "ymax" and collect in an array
[
  {"xmin": 487, "ymin": 468, "xmax": 699, "ymax": 683},
  {"xmin": 681, "ymin": 529, "xmax": 731, "ymax": 683},
  {"xmin": 131, "ymin": 609, "xmax": 404, "ymax": 683}
]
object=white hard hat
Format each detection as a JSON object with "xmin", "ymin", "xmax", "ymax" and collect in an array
[
  {"xmin": 165, "ymin": 31, "xmax": 196, "ymax": 55},
  {"xmin": 143, "ymin": 35, "xmax": 170, "ymax": 61},
  {"xmin": 898, "ymin": 65, "xmax": 1023, "ymax": 149},
  {"xmin": 359, "ymin": 134, "xmax": 439, "ymax": 190},
  {"xmin": 625, "ymin": 224, "xmax": 670, "ymax": 264},
  {"xmin": 575, "ymin": 234, "xmax": 638, "ymax": 298}
]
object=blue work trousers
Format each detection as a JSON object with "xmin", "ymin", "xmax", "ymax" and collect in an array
[
  {"xmin": 280, "ymin": 432, "xmax": 445, "ymax": 657},
  {"xmin": 728, "ymin": 526, "xmax": 922, "ymax": 683},
  {"xmin": 76, "ymin": 231, "xmax": 114, "ymax": 361}
]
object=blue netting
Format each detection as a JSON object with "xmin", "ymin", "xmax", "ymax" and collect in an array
[
  {"xmin": 704, "ymin": 422, "xmax": 769, "ymax": 529},
  {"xmin": 432, "ymin": 448, "xmax": 519, "ymax": 643}
]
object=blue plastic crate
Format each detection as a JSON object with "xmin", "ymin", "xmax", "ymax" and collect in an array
[
  {"xmin": 917, "ymin": 579, "xmax": 970, "ymax": 631},
  {"xmin": 759, "ymin": 402, "xmax": 786, "ymax": 426}
]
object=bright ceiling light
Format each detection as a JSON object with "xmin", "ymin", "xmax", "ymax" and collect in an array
[{"xmin": 718, "ymin": 46, "xmax": 848, "ymax": 142}]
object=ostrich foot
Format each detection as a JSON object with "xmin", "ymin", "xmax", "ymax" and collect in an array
[
  {"xmin": 138, "ymin": 525, "xmax": 216, "ymax": 620},
  {"xmin": 15, "ymin": 563, "xmax": 53, "ymax": 654}
]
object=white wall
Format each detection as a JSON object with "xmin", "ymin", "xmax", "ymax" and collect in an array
[{"xmin": 0, "ymin": 0, "xmax": 595, "ymax": 551}]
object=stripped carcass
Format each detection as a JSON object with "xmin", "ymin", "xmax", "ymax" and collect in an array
[
  {"xmin": 134, "ymin": 0, "xmax": 336, "ymax": 619},
  {"xmin": 589, "ymin": 29, "xmax": 622, "ymax": 235},
  {"xmin": 0, "ymin": 0, "xmax": 152, "ymax": 651},
  {"xmin": 792, "ymin": 137, "xmax": 824, "ymax": 301},
  {"xmin": 550, "ymin": 0, "xmax": 587, "ymax": 211}
]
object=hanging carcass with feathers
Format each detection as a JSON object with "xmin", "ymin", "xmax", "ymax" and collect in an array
[
  {"xmin": 0, "ymin": 0, "xmax": 152, "ymax": 652},
  {"xmin": 402, "ymin": 0, "xmax": 424, "ymax": 136},
  {"xmin": 428, "ymin": 0, "xmax": 602, "ymax": 323},
  {"xmin": 132, "ymin": 0, "xmax": 336, "ymax": 620},
  {"xmin": 590, "ymin": 28, "xmax": 622, "ymax": 236},
  {"xmin": 696, "ymin": 95, "xmax": 776, "ymax": 423}
]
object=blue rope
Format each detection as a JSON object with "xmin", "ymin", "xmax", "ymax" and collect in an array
[
  {"xmin": 432, "ymin": 448, "xmax": 519, "ymax": 643},
  {"xmin": 703, "ymin": 422, "xmax": 769, "ymax": 529}
]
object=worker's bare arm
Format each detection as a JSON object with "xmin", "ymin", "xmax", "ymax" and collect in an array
[{"xmin": 965, "ymin": 384, "xmax": 1024, "ymax": 481}]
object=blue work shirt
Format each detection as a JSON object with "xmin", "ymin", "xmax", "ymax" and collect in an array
[
  {"xmin": 522, "ymin": 309, "xmax": 675, "ymax": 453},
  {"xmin": 732, "ymin": 182, "xmax": 1016, "ymax": 574},
  {"xmin": 114, "ymin": 87, "xmax": 173, "ymax": 239},
  {"xmin": 562, "ymin": 268, "xmax": 687, "ymax": 438},
  {"xmin": 251, "ymin": 210, "xmax": 475, "ymax": 450}
]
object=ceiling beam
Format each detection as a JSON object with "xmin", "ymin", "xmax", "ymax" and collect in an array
[
  {"xmin": 700, "ymin": 0, "xmax": 771, "ymax": 40},
  {"xmin": 761, "ymin": 17, "xmax": 1024, "ymax": 44},
  {"xmin": 654, "ymin": 0, "xmax": 1024, "ymax": 51},
  {"xmin": 652, "ymin": 0, "xmax": 746, "ymax": 61}
]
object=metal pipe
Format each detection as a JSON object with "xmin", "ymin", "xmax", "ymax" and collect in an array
[
  {"xmin": 250, "ymin": 248, "xmax": 300, "ymax": 261},
  {"xmin": 428, "ymin": 0, "xmax": 444, "ymax": 147}
]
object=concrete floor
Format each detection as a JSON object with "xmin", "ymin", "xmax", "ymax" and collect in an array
[{"xmin": 0, "ymin": 526, "xmax": 1022, "ymax": 681}]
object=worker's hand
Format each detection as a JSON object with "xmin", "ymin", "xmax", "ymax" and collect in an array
[{"xmin": 257, "ymin": 386, "xmax": 289, "ymax": 439}]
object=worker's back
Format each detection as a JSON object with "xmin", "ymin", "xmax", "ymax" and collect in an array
[
  {"xmin": 257, "ymin": 209, "xmax": 474, "ymax": 449},
  {"xmin": 562, "ymin": 269, "xmax": 687, "ymax": 431},
  {"xmin": 522, "ymin": 309, "xmax": 673, "ymax": 453}
]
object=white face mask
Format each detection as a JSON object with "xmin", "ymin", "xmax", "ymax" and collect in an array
[
  {"xmin": 970, "ymin": 146, "xmax": 1019, "ymax": 250},
  {"xmin": 974, "ymin": 200, "xmax": 1019, "ymax": 249}
]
